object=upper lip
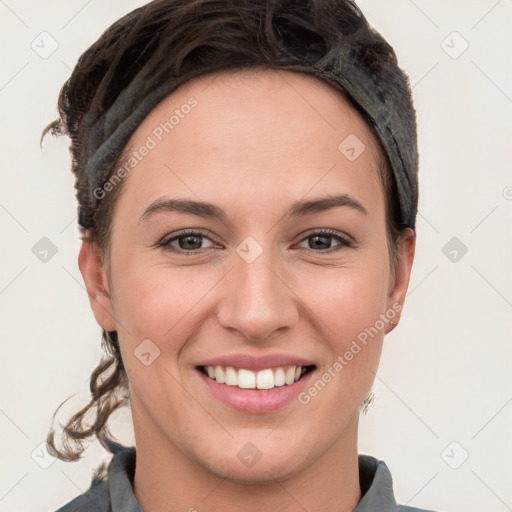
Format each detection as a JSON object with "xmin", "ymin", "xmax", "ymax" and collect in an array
[{"xmin": 195, "ymin": 353, "xmax": 316, "ymax": 371}]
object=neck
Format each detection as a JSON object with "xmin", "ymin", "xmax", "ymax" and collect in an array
[{"xmin": 132, "ymin": 404, "xmax": 361, "ymax": 512}]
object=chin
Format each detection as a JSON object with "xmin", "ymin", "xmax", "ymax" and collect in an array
[{"xmin": 194, "ymin": 437, "xmax": 309, "ymax": 484}]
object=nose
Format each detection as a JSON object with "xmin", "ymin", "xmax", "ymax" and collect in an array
[{"xmin": 216, "ymin": 246, "xmax": 299, "ymax": 342}]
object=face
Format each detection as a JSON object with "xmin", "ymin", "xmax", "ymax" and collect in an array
[{"xmin": 80, "ymin": 69, "xmax": 415, "ymax": 483}]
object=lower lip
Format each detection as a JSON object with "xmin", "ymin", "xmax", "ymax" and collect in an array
[{"xmin": 197, "ymin": 369, "xmax": 315, "ymax": 413}]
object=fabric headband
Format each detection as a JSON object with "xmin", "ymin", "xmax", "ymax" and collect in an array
[{"xmin": 79, "ymin": 41, "xmax": 418, "ymax": 231}]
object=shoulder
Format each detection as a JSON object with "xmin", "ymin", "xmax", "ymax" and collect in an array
[
  {"xmin": 357, "ymin": 454, "xmax": 441, "ymax": 512},
  {"xmin": 54, "ymin": 442, "xmax": 137, "ymax": 512},
  {"xmin": 54, "ymin": 477, "xmax": 110, "ymax": 512}
]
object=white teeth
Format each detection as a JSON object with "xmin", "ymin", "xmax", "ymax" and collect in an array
[
  {"xmin": 238, "ymin": 368, "xmax": 256, "ymax": 389},
  {"xmin": 214, "ymin": 365, "xmax": 225, "ymax": 384},
  {"xmin": 225, "ymin": 366, "xmax": 238, "ymax": 386},
  {"xmin": 256, "ymin": 369, "xmax": 274, "ymax": 390},
  {"xmin": 203, "ymin": 364, "xmax": 309, "ymax": 389},
  {"xmin": 274, "ymin": 368, "xmax": 286, "ymax": 387},
  {"xmin": 285, "ymin": 366, "xmax": 296, "ymax": 385}
]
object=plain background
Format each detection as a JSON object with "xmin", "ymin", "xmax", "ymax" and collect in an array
[{"xmin": 1, "ymin": 1, "xmax": 511, "ymax": 511}]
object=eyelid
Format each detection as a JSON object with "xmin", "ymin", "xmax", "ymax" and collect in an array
[
  {"xmin": 297, "ymin": 227, "xmax": 354, "ymax": 244},
  {"xmin": 158, "ymin": 228, "xmax": 216, "ymax": 244}
]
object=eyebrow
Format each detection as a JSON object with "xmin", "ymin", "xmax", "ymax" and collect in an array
[{"xmin": 139, "ymin": 193, "xmax": 368, "ymax": 224}]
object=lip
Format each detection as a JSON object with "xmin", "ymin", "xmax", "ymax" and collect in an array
[
  {"xmin": 195, "ymin": 353, "xmax": 316, "ymax": 371},
  {"xmin": 196, "ymin": 366, "xmax": 316, "ymax": 413}
]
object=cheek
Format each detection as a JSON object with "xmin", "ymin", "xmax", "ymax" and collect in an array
[
  {"xmin": 298, "ymin": 254, "xmax": 389, "ymax": 382},
  {"xmin": 301, "ymin": 256, "xmax": 390, "ymax": 337},
  {"xmin": 286, "ymin": 262, "xmax": 388, "ymax": 436},
  {"xmin": 109, "ymin": 257, "xmax": 222, "ymax": 348},
  {"xmin": 109, "ymin": 262, "xmax": 213, "ymax": 412}
]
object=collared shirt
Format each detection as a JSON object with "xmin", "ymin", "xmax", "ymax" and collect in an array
[{"xmin": 55, "ymin": 445, "xmax": 435, "ymax": 512}]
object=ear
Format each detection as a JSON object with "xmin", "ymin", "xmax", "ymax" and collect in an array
[
  {"xmin": 385, "ymin": 228, "xmax": 416, "ymax": 332},
  {"xmin": 78, "ymin": 236, "xmax": 117, "ymax": 332}
]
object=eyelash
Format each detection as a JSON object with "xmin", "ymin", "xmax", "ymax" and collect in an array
[{"xmin": 158, "ymin": 228, "xmax": 354, "ymax": 256}]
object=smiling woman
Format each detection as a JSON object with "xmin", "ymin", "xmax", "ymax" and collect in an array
[{"xmin": 42, "ymin": 1, "xmax": 432, "ymax": 511}]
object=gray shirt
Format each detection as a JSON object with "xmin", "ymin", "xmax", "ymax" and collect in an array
[{"xmin": 55, "ymin": 446, "xmax": 435, "ymax": 511}]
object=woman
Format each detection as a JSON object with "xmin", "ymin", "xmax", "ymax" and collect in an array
[{"xmin": 45, "ymin": 0, "xmax": 432, "ymax": 510}]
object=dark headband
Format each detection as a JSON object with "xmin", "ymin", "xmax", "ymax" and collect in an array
[{"xmin": 79, "ymin": 43, "xmax": 418, "ymax": 231}]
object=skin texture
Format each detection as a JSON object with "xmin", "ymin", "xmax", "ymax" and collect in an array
[{"xmin": 79, "ymin": 69, "xmax": 415, "ymax": 512}]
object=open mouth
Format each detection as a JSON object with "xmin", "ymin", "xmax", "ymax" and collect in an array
[{"xmin": 197, "ymin": 364, "xmax": 316, "ymax": 390}]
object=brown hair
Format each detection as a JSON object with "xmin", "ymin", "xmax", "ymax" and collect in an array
[{"xmin": 44, "ymin": 0, "xmax": 413, "ymax": 464}]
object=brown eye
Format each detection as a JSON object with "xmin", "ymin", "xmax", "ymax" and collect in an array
[
  {"xmin": 160, "ymin": 230, "xmax": 216, "ymax": 254},
  {"xmin": 297, "ymin": 230, "xmax": 353, "ymax": 254}
]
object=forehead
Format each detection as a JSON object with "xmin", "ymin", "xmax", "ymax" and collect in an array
[{"xmin": 116, "ymin": 68, "xmax": 384, "ymax": 223}]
